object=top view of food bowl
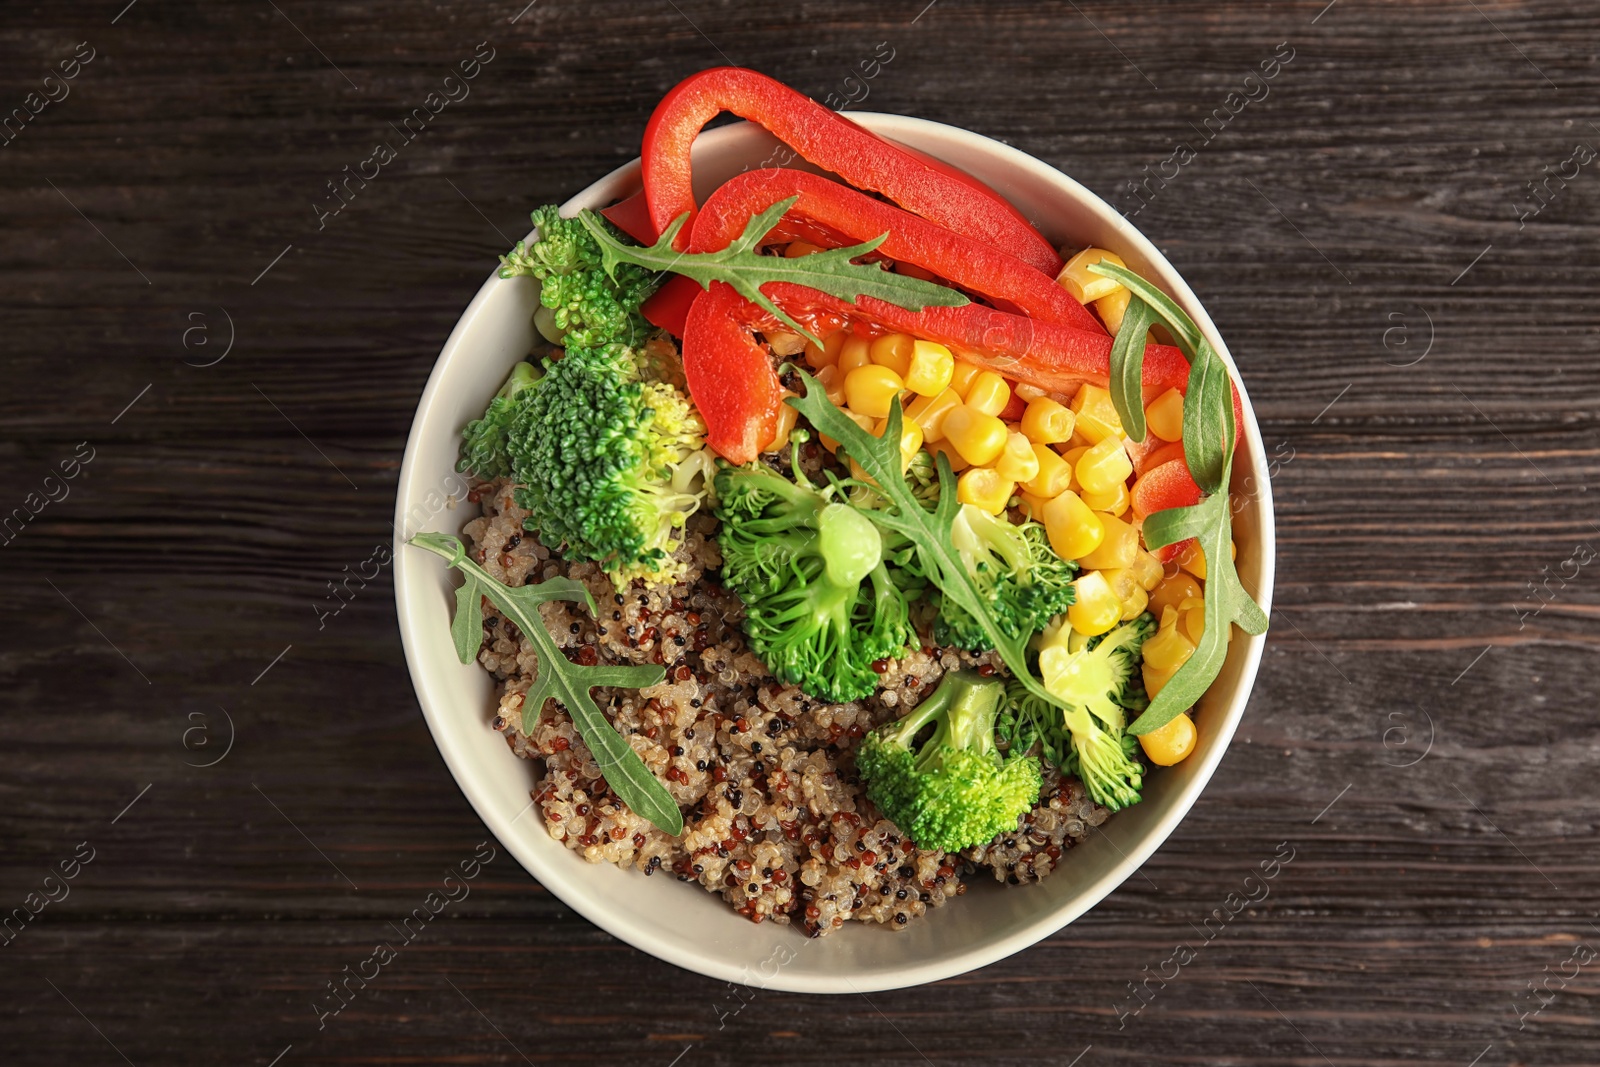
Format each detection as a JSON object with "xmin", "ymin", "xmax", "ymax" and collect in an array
[{"xmin": 394, "ymin": 67, "xmax": 1274, "ymax": 993}]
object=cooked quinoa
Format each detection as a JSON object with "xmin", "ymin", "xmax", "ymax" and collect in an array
[{"xmin": 460, "ymin": 475, "xmax": 1113, "ymax": 936}]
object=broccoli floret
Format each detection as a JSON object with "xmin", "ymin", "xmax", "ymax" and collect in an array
[
  {"xmin": 509, "ymin": 343, "xmax": 712, "ymax": 586},
  {"xmin": 857, "ymin": 669, "xmax": 1043, "ymax": 852},
  {"xmin": 932, "ymin": 504, "xmax": 1078, "ymax": 652},
  {"xmin": 458, "ymin": 361, "xmax": 540, "ymax": 479},
  {"xmin": 714, "ymin": 462, "xmax": 917, "ymax": 703},
  {"xmin": 1034, "ymin": 614, "xmax": 1157, "ymax": 811},
  {"xmin": 500, "ymin": 205, "xmax": 660, "ymax": 349}
]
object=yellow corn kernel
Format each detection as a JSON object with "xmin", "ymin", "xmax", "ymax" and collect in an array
[
  {"xmin": 1056, "ymin": 247, "xmax": 1127, "ymax": 305},
  {"xmin": 1102, "ymin": 567, "xmax": 1139, "ymax": 604},
  {"xmin": 1178, "ymin": 595, "xmax": 1206, "ymax": 645},
  {"xmin": 844, "ymin": 364, "xmax": 905, "ymax": 419},
  {"xmin": 784, "ymin": 240, "xmax": 824, "ymax": 257},
  {"xmin": 760, "ymin": 393, "xmax": 799, "ymax": 453},
  {"xmin": 1018, "ymin": 491, "xmax": 1048, "ymax": 521},
  {"xmin": 956, "ymin": 467, "xmax": 1016, "ymax": 515},
  {"xmin": 802, "ymin": 329, "xmax": 846, "ymax": 369},
  {"xmin": 872, "ymin": 416, "xmax": 925, "ymax": 472},
  {"xmin": 1020, "ymin": 397, "xmax": 1076, "ymax": 445},
  {"xmin": 1080, "ymin": 479, "xmax": 1130, "ymax": 517},
  {"xmin": 948, "ymin": 360, "xmax": 983, "ymax": 399},
  {"xmin": 904, "ymin": 340, "xmax": 955, "ymax": 396},
  {"xmin": 927, "ymin": 438, "xmax": 971, "ymax": 472},
  {"xmin": 814, "ymin": 364, "xmax": 847, "ymax": 407},
  {"xmin": 838, "ymin": 335, "xmax": 873, "ymax": 375},
  {"xmin": 820, "ymin": 409, "xmax": 876, "ymax": 452},
  {"xmin": 1069, "ymin": 383, "xmax": 1126, "ymax": 444},
  {"xmin": 942, "ymin": 405, "xmax": 1009, "ymax": 466},
  {"xmin": 1041, "ymin": 490, "xmax": 1104, "ymax": 561},
  {"xmin": 1178, "ymin": 539, "xmax": 1234, "ymax": 580},
  {"xmin": 1142, "ymin": 619, "xmax": 1196, "ymax": 672},
  {"xmin": 964, "ymin": 371, "xmax": 1011, "ymax": 417},
  {"xmin": 869, "ymin": 332, "xmax": 914, "ymax": 377},
  {"xmin": 1119, "ymin": 583, "xmax": 1149, "ymax": 621},
  {"xmin": 1021, "ymin": 443, "xmax": 1073, "ymax": 498},
  {"xmin": 1075, "ymin": 435, "xmax": 1133, "ymax": 497},
  {"xmin": 1067, "ymin": 570, "xmax": 1122, "ymax": 637},
  {"xmin": 1129, "ymin": 548, "xmax": 1165, "ymax": 591},
  {"xmin": 1139, "ymin": 712, "xmax": 1197, "ymax": 766},
  {"xmin": 1145, "ymin": 388, "xmax": 1185, "ymax": 442},
  {"xmin": 1095, "ymin": 285, "xmax": 1133, "ymax": 334},
  {"xmin": 905, "ymin": 387, "xmax": 962, "ymax": 443},
  {"xmin": 1058, "ymin": 445, "xmax": 1089, "ymax": 489},
  {"xmin": 1014, "ymin": 382, "xmax": 1047, "ymax": 402},
  {"xmin": 1149, "ymin": 572, "xmax": 1202, "ymax": 618},
  {"xmin": 1142, "ymin": 662, "xmax": 1177, "ymax": 698},
  {"xmin": 995, "ymin": 432, "xmax": 1040, "ymax": 484},
  {"xmin": 1076, "ymin": 512, "xmax": 1138, "ymax": 569}
]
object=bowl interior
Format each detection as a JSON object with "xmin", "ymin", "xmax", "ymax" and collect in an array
[{"xmin": 394, "ymin": 115, "xmax": 1275, "ymax": 993}]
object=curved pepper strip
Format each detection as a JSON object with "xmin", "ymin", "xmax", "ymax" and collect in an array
[
  {"xmin": 682, "ymin": 282, "xmax": 785, "ymax": 464},
  {"xmin": 1132, "ymin": 457, "xmax": 1204, "ymax": 563},
  {"xmin": 690, "ymin": 169, "xmax": 1101, "ymax": 333},
  {"xmin": 639, "ymin": 67, "xmax": 1063, "ymax": 274}
]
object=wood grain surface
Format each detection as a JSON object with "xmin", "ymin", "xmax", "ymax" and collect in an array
[{"xmin": 2, "ymin": 1, "xmax": 1597, "ymax": 1063}]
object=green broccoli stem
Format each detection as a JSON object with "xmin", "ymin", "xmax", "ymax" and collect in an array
[{"xmin": 883, "ymin": 669, "xmax": 1004, "ymax": 760}]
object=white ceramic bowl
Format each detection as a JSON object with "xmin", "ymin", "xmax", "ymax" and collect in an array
[{"xmin": 394, "ymin": 113, "xmax": 1275, "ymax": 993}]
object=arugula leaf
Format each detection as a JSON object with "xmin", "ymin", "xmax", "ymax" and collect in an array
[
  {"xmin": 787, "ymin": 373, "xmax": 1057, "ymax": 711},
  {"xmin": 1080, "ymin": 264, "xmax": 1269, "ymax": 734},
  {"xmin": 1108, "ymin": 295, "xmax": 1158, "ymax": 442},
  {"xmin": 409, "ymin": 532, "xmax": 684, "ymax": 835},
  {"xmin": 578, "ymin": 197, "xmax": 969, "ymax": 350}
]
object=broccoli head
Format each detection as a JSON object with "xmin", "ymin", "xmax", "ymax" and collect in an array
[
  {"xmin": 509, "ymin": 343, "xmax": 712, "ymax": 587},
  {"xmin": 499, "ymin": 205, "xmax": 660, "ymax": 350},
  {"xmin": 459, "ymin": 361, "xmax": 540, "ymax": 479},
  {"xmin": 856, "ymin": 669, "xmax": 1043, "ymax": 852},
  {"xmin": 1034, "ymin": 614, "xmax": 1157, "ymax": 811},
  {"xmin": 933, "ymin": 504, "xmax": 1078, "ymax": 652},
  {"xmin": 714, "ymin": 461, "xmax": 917, "ymax": 703}
]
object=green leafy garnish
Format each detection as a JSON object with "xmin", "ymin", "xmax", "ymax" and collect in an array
[
  {"xmin": 787, "ymin": 374, "xmax": 1056, "ymax": 710},
  {"xmin": 1108, "ymin": 294, "xmax": 1158, "ymax": 443},
  {"xmin": 578, "ymin": 196, "xmax": 969, "ymax": 350},
  {"xmin": 1086, "ymin": 261, "xmax": 1269, "ymax": 734},
  {"xmin": 408, "ymin": 532, "xmax": 684, "ymax": 835}
]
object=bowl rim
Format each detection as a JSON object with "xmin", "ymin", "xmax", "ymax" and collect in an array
[{"xmin": 394, "ymin": 110, "xmax": 1276, "ymax": 993}]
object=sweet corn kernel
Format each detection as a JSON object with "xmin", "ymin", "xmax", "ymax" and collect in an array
[
  {"xmin": 964, "ymin": 371, "xmax": 1011, "ymax": 417},
  {"xmin": 1059, "ymin": 445, "xmax": 1090, "ymax": 487},
  {"xmin": 1068, "ymin": 570, "xmax": 1122, "ymax": 636},
  {"xmin": 1142, "ymin": 619, "xmax": 1196, "ymax": 672},
  {"xmin": 1145, "ymin": 388, "xmax": 1185, "ymax": 442},
  {"xmin": 1179, "ymin": 595, "xmax": 1205, "ymax": 645},
  {"xmin": 1142, "ymin": 662, "xmax": 1178, "ymax": 699},
  {"xmin": 1076, "ymin": 435, "xmax": 1134, "ymax": 497},
  {"xmin": 942, "ymin": 405, "xmax": 1008, "ymax": 466},
  {"xmin": 1069, "ymin": 384, "xmax": 1126, "ymax": 444},
  {"xmin": 1018, "ymin": 491, "xmax": 1048, "ymax": 521},
  {"xmin": 1103, "ymin": 567, "xmax": 1139, "ymax": 604},
  {"xmin": 844, "ymin": 364, "xmax": 905, "ymax": 419},
  {"xmin": 957, "ymin": 467, "xmax": 1016, "ymax": 515},
  {"xmin": 905, "ymin": 387, "xmax": 962, "ymax": 443},
  {"xmin": 1056, "ymin": 247, "xmax": 1127, "ymax": 305},
  {"xmin": 1041, "ymin": 491, "xmax": 1104, "ymax": 561},
  {"xmin": 1020, "ymin": 397, "xmax": 1076, "ymax": 444},
  {"xmin": 838, "ymin": 335, "xmax": 873, "ymax": 374},
  {"xmin": 904, "ymin": 340, "xmax": 955, "ymax": 396},
  {"xmin": 760, "ymin": 393, "xmax": 799, "ymax": 453},
  {"xmin": 1119, "ymin": 583, "xmax": 1149, "ymax": 621},
  {"xmin": 1014, "ymin": 382, "xmax": 1048, "ymax": 402},
  {"xmin": 1022, "ymin": 443, "xmax": 1073, "ymax": 498},
  {"xmin": 1129, "ymin": 548, "xmax": 1165, "ymax": 591},
  {"xmin": 995, "ymin": 432, "xmax": 1040, "ymax": 483},
  {"xmin": 869, "ymin": 332, "xmax": 914, "ymax": 377},
  {"xmin": 1178, "ymin": 539, "xmax": 1234, "ymax": 580},
  {"xmin": 872, "ymin": 415, "xmax": 925, "ymax": 473},
  {"xmin": 1139, "ymin": 712, "xmax": 1197, "ymax": 766},
  {"xmin": 1149, "ymin": 572, "xmax": 1202, "ymax": 618},
  {"xmin": 814, "ymin": 364, "xmax": 847, "ymax": 407},
  {"xmin": 1076, "ymin": 512, "xmax": 1138, "ymax": 569},
  {"xmin": 1080, "ymin": 479, "xmax": 1130, "ymax": 517},
  {"xmin": 948, "ymin": 360, "xmax": 983, "ymax": 398},
  {"xmin": 927, "ymin": 438, "xmax": 971, "ymax": 472},
  {"xmin": 803, "ymin": 329, "xmax": 847, "ymax": 369},
  {"xmin": 784, "ymin": 240, "xmax": 824, "ymax": 257},
  {"xmin": 1095, "ymin": 285, "xmax": 1133, "ymax": 334}
]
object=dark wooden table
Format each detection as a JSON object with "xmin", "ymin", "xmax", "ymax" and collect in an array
[{"xmin": 4, "ymin": 1, "xmax": 1596, "ymax": 1063}]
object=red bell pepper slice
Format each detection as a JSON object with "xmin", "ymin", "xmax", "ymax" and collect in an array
[
  {"xmin": 690, "ymin": 169, "xmax": 1101, "ymax": 333},
  {"xmin": 1132, "ymin": 457, "xmax": 1205, "ymax": 564},
  {"xmin": 640, "ymin": 67, "xmax": 1062, "ymax": 274},
  {"xmin": 681, "ymin": 282, "xmax": 785, "ymax": 464}
]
